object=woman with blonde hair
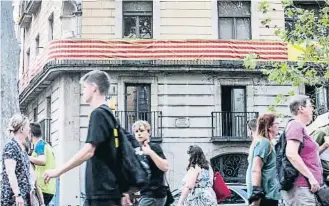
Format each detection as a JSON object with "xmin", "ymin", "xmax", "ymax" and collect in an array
[
  {"xmin": 132, "ymin": 120, "xmax": 169, "ymax": 206},
  {"xmin": 246, "ymin": 113, "xmax": 280, "ymax": 206},
  {"xmin": 1, "ymin": 114, "xmax": 32, "ymax": 206}
]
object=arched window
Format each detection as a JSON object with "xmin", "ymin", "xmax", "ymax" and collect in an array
[{"xmin": 210, "ymin": 153, "xmax": 248, "ymax": 183}]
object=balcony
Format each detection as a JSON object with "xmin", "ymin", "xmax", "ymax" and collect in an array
[
  {"xmin": 18, "ymin": 0, "xmax": 41, "ymax": 28},
  {"xmin": 115, "ymin": 111, "xmax": 163, "ymax": 143},
  {"xmin": 25, "ymin": 0, "xmax": 42, "ymax": 14},
  {"xmin": 19, "ymin": 12, "xmax": 32, "ymax": 28},
  {"xmin": 211, "ymin": 111, "xmax": 259, "ymax": 142}
]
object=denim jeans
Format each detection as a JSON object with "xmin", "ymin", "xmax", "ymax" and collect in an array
[{"xmin": 138, "ymin": 196, "xmax": 167, "ymax": 206}]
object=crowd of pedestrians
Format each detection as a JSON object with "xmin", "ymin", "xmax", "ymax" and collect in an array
[
  {"xmin": 2, "ymin": 70, "xmax": 329, "ymax": 206},
  {"xmin": 248, "ymin": 95, "xmax": 329, "ymax": 206}
]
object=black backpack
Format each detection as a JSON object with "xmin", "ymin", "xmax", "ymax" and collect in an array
[
  {"xmin": 100, "ymin": 105, "xmax": 149, "ymax": 193},
  {"xmin": 275, "ymin": 119, "xmax": 304, "ymax": 191}
]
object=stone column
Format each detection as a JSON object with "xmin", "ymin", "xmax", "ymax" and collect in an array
[{"xmin": 57, "ymin": 74, "xmax": 81, "ymax": 205}]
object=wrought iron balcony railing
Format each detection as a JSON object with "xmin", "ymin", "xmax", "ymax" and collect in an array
[
  {"xmin": 211, "ymin": 111, "xmax": 259, "ymax": 142},
  {"xmin": 115, "ymin": 111, "xmax": 163, "ymax": 142}
]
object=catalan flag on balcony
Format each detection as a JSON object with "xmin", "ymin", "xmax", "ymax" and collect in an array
[
  {"xmin": 46, "ymin": 39, "xmax": 287, "ymax": 61},
  {"xmin": 20, "ymin": 39, "xmax": 288, "ymax": 91}
]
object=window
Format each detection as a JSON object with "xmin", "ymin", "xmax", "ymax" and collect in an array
[
  {"xmin": 26, "ymin": 48, "xmax": 30, "ymax": 71},
  {"xmin": 217, "ymin": 1, "xmax": 251, "ymax": 40},
  {"xmin": 211, "ymin": 153, "xmax": 248, "ymax": 183},
  {"xmin": 46, "ymin": 96, "xmax": 52, "ymax": 118},
  {"xmin": 123, "ymin": 1, "xmax": 153, "ymax": 39},
  {"xmin": 306, "ymin": 85, "xmax": 329, "ymax": 116},
  {"xmin": 285, "ymin": 1, "xmax": 327, "ymax": 36},
  {"xmin": 35, "ymin": 34, "xmax": 40, "ymax": 56},
  {"xmin": 122, "ymin": 84, "xmax": 151, "ymax": 133},
  {"xmin": 125, "ymin": 84, "xmax": 151, "ymax": 113},
  {"xmin": 39, "ymin": 118, "xmax": 51, "ymax": 145},
  {"xmin": 48, "ymin": 13, "xmax": 54, "ymax": 41},
  {"xmin": 221, "ymin": 189, "xmax": 246, "ymax": 204},
  {"xmin": 221, "ymin": 86, "xmax": 247, "ymax": 137},
  {"xmin": 33, "ymin": 107, "xmax": 38, "ymax": 122}
]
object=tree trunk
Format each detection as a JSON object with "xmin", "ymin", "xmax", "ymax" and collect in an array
[{"xmin": 0, "ymin": 0, "xmax": 20, "ymax": 151}]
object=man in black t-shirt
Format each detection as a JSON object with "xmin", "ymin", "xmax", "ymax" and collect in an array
[{"xmin": 44, "ymin": 70, "xmax": 128, "ymax": 206}]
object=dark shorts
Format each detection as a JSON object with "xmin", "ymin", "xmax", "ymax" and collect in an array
[
  {"xmin": 84, "ymin": 198, "xmax": 121, "ymax": 206},
  {"xmin": 260, "ymin": 199, "xmax": 278, "ymax": 206},
  {"xmin": 43, "ymin": 193, "xmax": 54, "ymax": 205}
]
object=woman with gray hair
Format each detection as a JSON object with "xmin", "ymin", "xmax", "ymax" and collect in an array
[
  {"xmin": 282, "ymin": 95, "xmax": 327, "ymax": 206},
  {"xmin": 1, "ymin": 114, "xmax": 32, "ymax": 206}
]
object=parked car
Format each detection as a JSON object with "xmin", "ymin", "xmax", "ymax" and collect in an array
[{"xmin": 171, "ymin": 183, "xmax": 248, "ymax": 206}]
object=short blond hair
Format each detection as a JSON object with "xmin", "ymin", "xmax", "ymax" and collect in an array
[
  {"xmin": 132, "ymin": 120, "xmax": 151, "ymax": 133},
  {"xmin": 8, "ymin": 113, "xmax": 29, "ymax": 134}
]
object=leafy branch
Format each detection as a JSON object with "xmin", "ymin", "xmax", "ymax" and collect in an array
[{"xmin": 244, "ymin": 0, "xmax": 329, "ymax": 115}]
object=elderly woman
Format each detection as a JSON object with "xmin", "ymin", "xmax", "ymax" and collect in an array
[
  {"xmin": 282, "ymin": 95, "xmax": 325, "ymax": 206},
  {"xmin": 1, "ymin": 114, "xmax": 32, "ymax": 206}
]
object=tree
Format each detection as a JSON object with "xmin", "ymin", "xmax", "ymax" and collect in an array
[
  {"xmin": 0, "ymin": 0, "xmax": 20, "ymax": 151},
  {"xmin": 244, "ymin": 0, "xmax": 329, "ymax": 114}
]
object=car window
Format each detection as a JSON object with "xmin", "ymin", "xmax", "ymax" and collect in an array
[
  {"xmin": 220, "ymin": 189, "xmax": 245, "ymax": 204},
  {"xmin": 237, "ymin": 188, "xmax": 248, "ymax": 199}
]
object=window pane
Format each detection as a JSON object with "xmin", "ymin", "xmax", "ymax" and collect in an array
[
  {"xmin": 139, "ymin": 16, "xmax": 152, "ymax": 39},
  {"xmin": 125, "ymin": 85, "xmax": 151, "ymax": 132},
  {"xmin": 218, "ymin": 1, "xmax": 251, "ymax": 17},
  {"xmin": 123, "ymin": 16, "xmax": 137, "ymax": 38},
  {"xmin": 221, "ymin": 190, "xmax": 245, "ymax": 204},
  {"xmin": 236, "ymin": 18, "xmax": 251, "ymax": 39},
  {"xmin": 218, "ymin": 18, "xmax": 233, "ymax": 39},
  {"xmin": 125, "ymin": 85, "xmax": 150, "ymax": 112},
  {"xmin": 123, "ymin": 1, "xmax": 152, "ymax": 13},
  {"xmin": 126, "ymin": 86, "xmax": 137, "ymax": 111}
]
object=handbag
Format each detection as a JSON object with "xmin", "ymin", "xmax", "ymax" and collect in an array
[
  {"xmin": 213, "ymin": 171, "xmax": 231, "ymax": 202},
  {"xmin": 164, "ymin": 176, "xmax": 174, "ymax": 206},
  {"xmin": 316, "ymin": 185, "xmax": 329, "ymax": 206}
]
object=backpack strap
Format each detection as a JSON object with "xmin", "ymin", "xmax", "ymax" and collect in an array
[
  {"xmin": 98, "ymin": 104, "xmax": 121, "ymax": 148},
  {"xmin": 285, "ymin": 119, "xmax": 305, "ymax": 149}
]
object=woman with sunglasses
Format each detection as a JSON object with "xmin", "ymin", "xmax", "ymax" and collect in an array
[{"xmin": 132, "ymin": 120, "xmax": 169, "ymax": 206}]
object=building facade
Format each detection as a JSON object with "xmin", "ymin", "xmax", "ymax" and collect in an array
[{"xmin": 14, "ymin": 0, "xmax": 321, "ymax": 205}]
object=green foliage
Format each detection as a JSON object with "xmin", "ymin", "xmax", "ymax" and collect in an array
[{"xmin": 243, "ymin": 0, "xmax": 329, "ymax": 115}]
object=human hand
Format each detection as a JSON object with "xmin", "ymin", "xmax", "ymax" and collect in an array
[
  {"xmin": 308, "ymin": 175, "xmax": 320, "ymax": 193},
  {"xmin": 15, "ymin": 195, "xmax": 24, "ymax": 206},
  {"xmin": 121, "ymin": 193, "xmax": 133, "ymax": 206},
  {"xmin": 44, "ymin": 169, "xmax": 61, "ymax": 183},
  {"xmin": 141, "ymin": 141, "xmax": 153, "ymax": 155},
  {"xmin": 250, "ymin": 199, "xmax": 261, "ymax": 206}
]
